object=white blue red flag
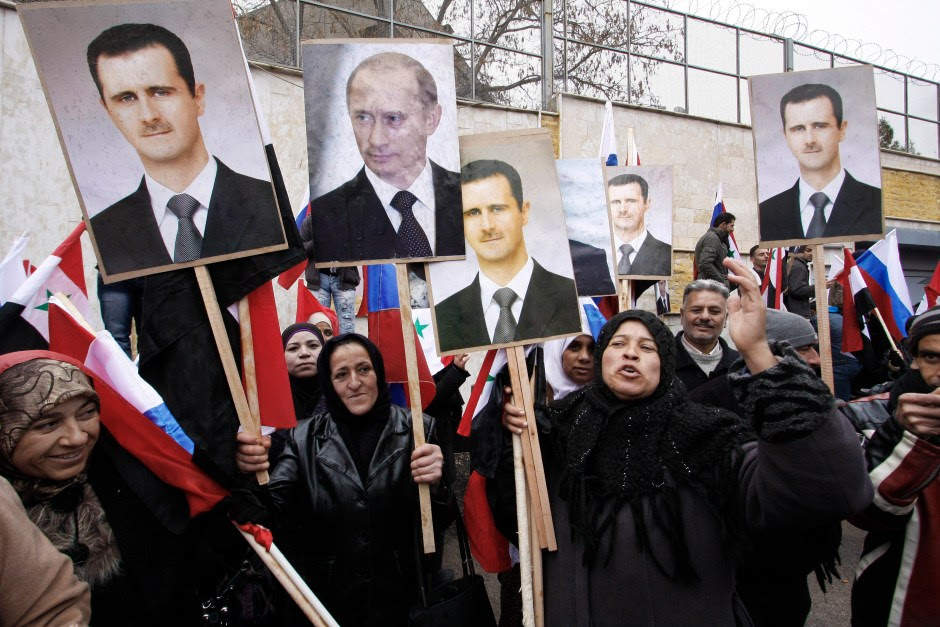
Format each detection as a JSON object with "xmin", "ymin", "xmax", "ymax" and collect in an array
[
  {"xmin": 854, "ymin": 230, "xmax": 914, "ymax": 341},
  {"xmin": 598, "ymin": 101, "xmax": 619, "ymax": 166},
  {"xmin": 711, "ymin": 184, "xmax": 741, "ymax": 261}
]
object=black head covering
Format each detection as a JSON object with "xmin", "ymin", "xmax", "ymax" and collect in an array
[
  {"xmin": 547, "ymin": 310, "xmax": 751, "ymax": 580},
  {"xmin": 281, "ymin": 323, "xmax": 326, "ymax": 420},
  {"xmin": 317, "ymin": 334, "xmax": 392, "ymax": 478}
]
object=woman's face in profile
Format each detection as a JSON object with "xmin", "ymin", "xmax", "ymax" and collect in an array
[
  {"xmin": 329, "ymin": 343, "xmax": 379, "ymax": 416},
  {"xmin": 284, "ymin": 331, "xmax": 323, "ymax": 378},
  {"xmin": 562, "ymin": 334, "xmax": 595, "ymax": 386},
  {"xmin": 11, "ymin": 396, "xmax": 100, "ymax": 481},
  {"xmin": 601, "ymin": 320, "xmax": 661, "ymax": 401}
]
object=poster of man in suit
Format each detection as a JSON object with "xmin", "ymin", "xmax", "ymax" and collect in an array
[
  {"xmin": 556, "ymin": 159, "xmax": 617, "ymax": 297},
  {"xmin": 749, "ymin": 65, "xmax": 883, "ymax": 246},
  {"xmin": 302, "ymin": 40, "xmax": 463, "ymax": 266},
  {"xmin": 428, "ymin": 129, "xmax": 582, "ymax": 354},
  {"xmin": 18, "ymin": 0, "xmax": 287, "ymax": 282},
  {"xmin": 604, "ymin": 166, "xmax": 674, "ymax": 279}
]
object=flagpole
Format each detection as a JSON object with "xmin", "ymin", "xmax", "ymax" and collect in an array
[
  {"xmin": 620, "ymin": 127, "xmax": 637, "ymax": 313},
  {"xmin": 394, "ymin": 263, "xmax": 435, "ymax": 554},
  {"xmin": 512, "ymin": 431, "xmax": 535, "ymax": 627},
  {"xmin": 871, "ymin": 308, "xmax": 902, "ymax": 354},
  {"xmin": 237, "ymin": 297, "xmax": 270, "ymax": 484},
  {"xmin": 811, "ymin": 245, "xmax": 835, "ymax": 394},
  {"xmin": 194, "ymin": 267, "xmax": 269, "ymax": 484}
]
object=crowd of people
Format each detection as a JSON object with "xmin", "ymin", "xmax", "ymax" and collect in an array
[{"xmin": 1, "ymin": 255, "xmax": 938, "ymax": 627}]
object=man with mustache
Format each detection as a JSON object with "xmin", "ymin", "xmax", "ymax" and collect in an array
[
  {"xmin": 435, "ymin": 159, "xmax": 580, "ymax": 352},
  {"xmin": 87, "ymin": 23, "xmax": 284, "ymax": 276},
  {"xmin": 673, "ymin": 279, "xmax": 739, "ymax": 392},
  {"xmin": 759, "ymin": 83, "xmax": 881, "ymax": 242}
]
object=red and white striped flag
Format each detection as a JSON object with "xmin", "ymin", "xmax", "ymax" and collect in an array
[
  {"xmin": 835, "ymin": 249, "xmax": 876, "ymax": 353},
  {"xmin": 760, "ymin": 247, "xmax": 786, "ymax": 310}
]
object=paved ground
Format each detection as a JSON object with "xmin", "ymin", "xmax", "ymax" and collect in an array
[{"xmin": 444, "ymin": 452, "xmax": 865, "ymax": 626}]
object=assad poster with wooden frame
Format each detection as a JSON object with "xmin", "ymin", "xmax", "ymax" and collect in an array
[
  {"xmin": 604, "ymin": 165, "xmax": 674, "ymax": 279},
  {"xmin": 17, "ymin": 0, "xmax": 287, "ymax": 283},
  {"xmin": 556, "ymin": 159, "xmax": 618, "ymax": 297},
  {"xmin": 301, "ymin": 39, "xmax": 463, "ymax": 267},
  {"xmin": 749, "ymin": 65, "xmax": 884, "ymax": 247},
  {"xmin": 428, "ymin": 129, "xmax": 582, "ymax": 355}
]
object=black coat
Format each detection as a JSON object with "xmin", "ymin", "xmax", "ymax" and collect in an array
[
  {"xmin": 673, "ymin": 332, "xmax": 740, "ymax": 393},
  {"xmin": 268, "ymin": 406, "xmax": 450, "ymax": 627},
  {"xmin": 784, "ymin": 257, "xmax": 813, "ymax": 319},
  {"xmin": 568, "ymin": 239, "xmax": 616, "ymax": 296}
]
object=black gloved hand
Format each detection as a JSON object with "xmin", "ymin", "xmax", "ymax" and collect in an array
[{"xmin": 226, "ymin": 487, "xmax": 273, "ymax": 527}]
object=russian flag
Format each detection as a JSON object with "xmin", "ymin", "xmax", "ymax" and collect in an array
[
  {"xmin": 835, "ymin": 249, "xmax": 877, "ymax": 353},
  {"xmin": 365, "ymin": 265, "xmax": 436, "ymax": 409},
  {"xmin": 598, "ymin": 101, "xmax": 619, "ymax": 166},
  {"xmin": 48, "ymin": 297, "xmax": 228, "ymax": 515},
  {"xmin": 278, "ymin": 187, "xmax": 311, "ymax": 290},
  {"xmin": 295, "ymin": 279, "xmax": 338, "ymax": 332},
  {"xmin": 0, "ymin": 223, "xmax": 90, "ymax": 354},
  {"xmin": 711, "ymin": 184, "xmax": 741, "ymax": 261},
  {"xmin": 854, "ymin": 230, "xmax": 914, "ymax": 340}
]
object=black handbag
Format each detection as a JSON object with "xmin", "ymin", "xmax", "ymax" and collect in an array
[{"xmin": 408, "ymin": 508, "xmax": 497, "ymax": 627}]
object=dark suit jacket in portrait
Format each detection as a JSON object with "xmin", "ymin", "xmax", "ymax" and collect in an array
[
  {"xmin": 568, "ymin": 239, "xmax": 616, "ymax": 296},
  {"xmin": 435, "ymin": 260, "xmax": 581, "ymax": 353},
  {"xmin": 621, "ymin": 232, "xmax": 671, "ymax": 277},
  {"xmin": 90, "ymin": 158, "xmax": 285, "ymax": 277},
  {"xmin": 308, "ymin": 161, "xmax": 464, "ymax": 265},
  {"xmin": 758, "ymin": 171, "xmax": 882, "ymax": 242}
]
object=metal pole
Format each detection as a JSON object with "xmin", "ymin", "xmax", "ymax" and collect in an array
[{"xmin": 541, "ymin": 0, "xmax": 553, "ymax": 110}]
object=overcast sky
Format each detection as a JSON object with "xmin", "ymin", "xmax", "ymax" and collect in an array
[{"xmin": 681, "ymin": 0, "xmax": 938, "ymax": 73}]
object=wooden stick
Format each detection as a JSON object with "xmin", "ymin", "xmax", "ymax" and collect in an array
[
  {"xmin": 237, "ymin": 297, "xmax": 270, "ymax": 484},
  {"xmin": 394, "ymin": 263, "xmax": 435, "ymax": 554},
  {"xmin": 513, "ymin": 433, "xmax": 535, "ymax": 627},
  {"xmin": 529, "ymin": 489, "xmax": 545, "ymax": 627},
  {"xmin": 619, "ymin": 278, "xmax": 632, "ymax": 313},
  {"xmin": 52, "ymin": 292, "xmax": 95, "ymax": 333},
  {"xmin": 194, "ymin": 267, "xmax": 268, "ymax": 485},
  {"xmin": 507, "ymin": 347, "xmax": 556, "ymax": 550},
  {"xmin": 811, "ymin": 245, "xmax": 834, "ymax": 394},
  {"xmin": 235, "ymin": 524, "xmax": 338, "ymax": 627},
  {"xmin": 871, "ymin": 308, "xmax": 901, "ymax": 353}
]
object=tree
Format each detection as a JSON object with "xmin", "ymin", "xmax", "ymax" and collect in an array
[{"xmin": 878, "ymin": 117, "xmax": 918, "ymax": 155}]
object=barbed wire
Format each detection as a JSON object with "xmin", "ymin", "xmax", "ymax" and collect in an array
[{"xmin": 653, "ymin": 0, "xmax": 938, "ymax": 81}]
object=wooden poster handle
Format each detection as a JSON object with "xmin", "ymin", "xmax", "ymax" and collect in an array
[
  {"xmin": 237, "ymin": 296, "xmax": 270, "ymax": 485},
  {"xmin": 194, "ymin": 267, "xmax": 269, "ymax": 484},
  {"xmin": 394, "ymin": 263, "xmax": 435, "ymax": 554},
  {"xmin": 811, "ymin": 245, "xmax": 834, "ymax": 394}
]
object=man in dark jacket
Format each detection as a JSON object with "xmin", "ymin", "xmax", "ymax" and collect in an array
[
  {"xmin": 674, "ymin": 279, "xmax": 739, "ymax": 392},
  {"xmin": 693, "ymin": 213, "xmax": 735, "ymax": 287},
  {"xmin": 785, "ymin": 245, "xmax": 814, "ymax": 319}
]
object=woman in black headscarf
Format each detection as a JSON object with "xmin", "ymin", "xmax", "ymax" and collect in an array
[
  {"xmin": 494, "ymin": 259, "xmax": 873, "ymax": 626},
  {"xmin": 281, "ymin": 322, "xmax": 326, "ymax": 420},
  {"xmin": 236, "ymin": 333, "xmax": 448, "ymax": 627}
]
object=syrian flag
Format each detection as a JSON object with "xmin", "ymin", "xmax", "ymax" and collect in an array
[
  {"xmin": 278, "ymin": 186, "xmax": 311, "ymax": 290},
  {"xmin": 0, "ymin": 232, "xmax": 29, "ymax": 304},
  {"xmin": 760, "ymin": 248, "xmax": 786, "ymax": 310},
  {"xmin": 598, "ymin": 101, "xmax": 619, "ymax": 166},
  {"xmin": 458, "ymin": 349, "xmax": 504, "ymax": 438},
  {"xmin": 411, "ymin": 307, "xmax": 451, "ymax": 375},
  {"xmin": 48, "ymin": 298, "xmax": 228, "ymax": 515},
  {"xmin": 365, "ymin": 265, "xmax": 436, "ymax": 409},
  {"xmin": 295, "ymin": 279, "xmax": 338, "ymax": 332},
  {"xmin": 0, "ymin": 224, "xmax": 89, "ymax": 354},
  {"xmin": 235, "ymin": 282, "xmax": 297, "ymax": 430},
  {"xmin": 917, "ymin": 259, "xmax": 940, "ymax": 313},
  {"xmin": 835, "ymin": 249, "xmax": 877, "ymax": 353},
  {"xmin": 854, "ymin": 230, "xmax": 914, "ymax": 341},
  {"xmin": 711, "ymin": 184, "xmax": 741, "ymax": 261}
]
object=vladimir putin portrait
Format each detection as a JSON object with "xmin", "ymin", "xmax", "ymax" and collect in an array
[
  {"xmin": 435, "ymin": 160, "xmax": 580, "ymax": 352},
  {"xmin": 758, "ymin": 83, "xmax": 881, "ymax": 242},
  {"xmin": 608, "ymin": 174, "xmax": 671, "ymax": 276},
  {"xmin": 87, "ymin": 23, "xmax": 284, "ymax": 277},
  {"xmin": 307, "ymin": 52, "xmax": 463, "ymax": 264}
]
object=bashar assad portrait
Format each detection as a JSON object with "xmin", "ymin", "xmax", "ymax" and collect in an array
[
  {"xmin": 758, "ymin": 82, "xmax": 881, "ymax": 243},
  {"xmin": 435, "ymin": 159, "xmax": 580, "ymax": 352},
  {"xmin": 87, "ymin": 23, "xmax": 285, "ymax": 277},
  {"xmin": 306, "ymin": 51, "xmax": 464, "ymax": 265}
]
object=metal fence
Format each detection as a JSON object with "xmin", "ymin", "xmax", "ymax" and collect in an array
[{"xmin": 236, "ymin": 0, "xmax": 939, "ymax": 159}]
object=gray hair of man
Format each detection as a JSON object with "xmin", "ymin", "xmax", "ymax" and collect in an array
[{"xmin": 682, "ymin": 279, "xmax": 730, "ymax": 304}]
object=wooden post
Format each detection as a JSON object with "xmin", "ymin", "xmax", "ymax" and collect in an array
[
  {"xmin": 194, "ymin": 267, "xmax": 269, "ymax": 484},
  {"xmin": 811, "ymin": 245, "xmax": 834, "ymax": 394},
  {"xmin": 620, "ymin": 126, "xmax": 638, "ymax": 313},
  {"xmin": 513, "ymin": 434, "xmax": 535, "ymax": 627},
  {"xmin": 394, "ymin": 263, "xmax": 435, "ymax": 554},
  {"xmin": 506, "ymin": 346, "xmax": 557, "ymax": 551},
  {"xmin": 237, "ymin": 297, "xmax": 270, "ymax": 484},
  {"xmin": 235, "ymin": 524, "xmax": 338, "ymax": 627},
  {"xmin": 529, "ymin": 454, "xmax": 545, "ymax": 627}
]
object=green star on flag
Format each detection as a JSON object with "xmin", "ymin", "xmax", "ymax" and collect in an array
[{"xmin": 414, "ymin": 316, "xmax": 429, "ymax": 338}]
